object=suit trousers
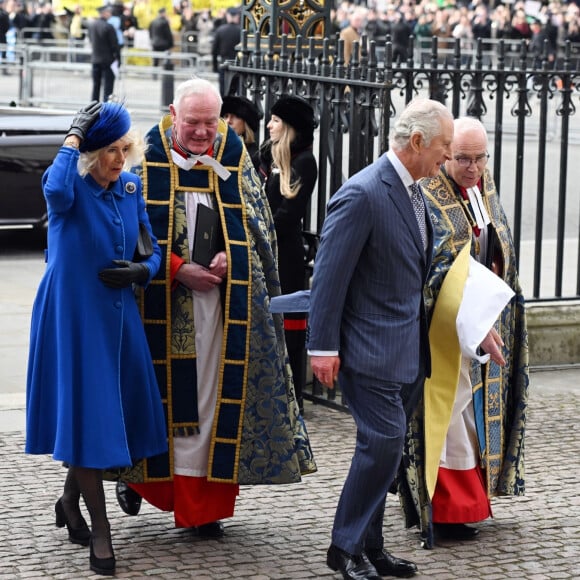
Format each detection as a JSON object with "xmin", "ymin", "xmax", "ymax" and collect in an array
[
  {"xmin": 91, "ymin": 62, "xmax": 115, "ymax": 102},
  {"xmin": 331, "ymin": 370, "xmax": 408, "ymax": 555}
]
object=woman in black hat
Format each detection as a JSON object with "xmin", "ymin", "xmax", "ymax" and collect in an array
[
  {"xmin": 260, "ymin": 95, "xmax": 318, "ymax": 413},
  {"xmin": 221, "ymin": 95, "xmax": 262, "ymax": 174}
]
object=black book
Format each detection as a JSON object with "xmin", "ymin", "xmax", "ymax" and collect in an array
[{"xmin": 192, "ymin": 203, "xmax": 223, "ymax": 268}]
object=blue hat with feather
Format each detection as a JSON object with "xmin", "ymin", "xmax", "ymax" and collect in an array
[{"xmin": 80, "ymin": 101, "xmax": 132, "ymax": 153}]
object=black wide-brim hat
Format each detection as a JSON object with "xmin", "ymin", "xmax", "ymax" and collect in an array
[
  {"xmin": 221, "ymin": 96, "xmax": 261, "ymax": 133},
  {"xmin": 270, "ymin": 95, "xmax": 316, "ymax": 144}
]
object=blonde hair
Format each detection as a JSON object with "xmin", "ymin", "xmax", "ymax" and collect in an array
[
  {"xmin": 78, "ymin": 128, "xmax": 147, "ymax": 177},
  {"xmin": 243, "ymin": 123, "xmax": 256, "ymax": 146},
  {"xmin": 271, "ymin": 123, "xmax": 302, "ymax": 199}
]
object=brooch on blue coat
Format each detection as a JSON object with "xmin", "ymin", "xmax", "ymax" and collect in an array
[{"xmin": 125, "ymin": 182, "xmax": 136, "ymax": 194}]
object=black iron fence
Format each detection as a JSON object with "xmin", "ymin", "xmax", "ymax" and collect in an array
[
  {"xmin": 2, "ymin": 32, "xmax": 579, "ymax": 405},
  {"xmin": 225, "ymin": 32, "xmax": 580, "ymax": 302},
  {"xmin": 224, "ymin": 32, "xmax": 580, "ymax": 408}
]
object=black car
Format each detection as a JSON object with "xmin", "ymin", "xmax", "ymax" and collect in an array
[{"xmin": 0, "ymin": 107, "xmax": 73, "ymax": 233}]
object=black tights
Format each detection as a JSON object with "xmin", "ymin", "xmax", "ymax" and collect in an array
[{"xmin": 61, "ymin": 466, "xmax": 112, "ymax": 558}]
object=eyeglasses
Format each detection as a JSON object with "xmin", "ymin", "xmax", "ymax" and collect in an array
[{"xmin": 453, "ymin": 153, "xmax": 490, "ymax": 168}]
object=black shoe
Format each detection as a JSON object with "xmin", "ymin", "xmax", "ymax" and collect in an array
[
  {"xmin": 116, "ymin": 481, "xmax": 142, "ymax": 516},
  {"xmin": 89, "ymin": 539, "xmax": 116, "ymax": 576},
  {"xmin": 297, "ymin": 395, "xmax": 304, "ymax": 415},
  {"xmin": 434, "ymin": 523, "xmax": 480, "ymax": 540},
  {"xmin": 326, "ymin": 544, "xmax": 382, "ymax": 580},
  {"xmin": 195, "ymin": 521, "xmax": 225, "ymax": 538},
  {"xmin": 55, "ymin": 498, "xmax": 91, "ymax": 547},
  {"xmin": 365, "ymin": 548, "xmax": 418, "ymax": 578}
]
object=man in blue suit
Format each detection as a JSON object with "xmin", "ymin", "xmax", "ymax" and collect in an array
[{"xmin": 308, "ymin": 98, "xmax": 454, "ymax": 580}]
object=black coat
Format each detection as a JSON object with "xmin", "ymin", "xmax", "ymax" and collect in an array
[
  {"xmin": 89, "ymin": 16, "xmax": 119, "ymax": 65},
  {"xmin": 211, "ymin": 22, "xmax": 241, "ymax": 72},
  {"xmin": 246, "ymin": 141, "xmax": 261, "ymax": 176},
  {"xmin": 0, "ymin": 8, "xmax": 9, "ymax": 44},
  {"xmin": 149, "ymin": 15, "xmax": 174, "ymax": 51},
  {"xmin": 262, "ymin": 143, "xmax": 317, "ymax": 295}
]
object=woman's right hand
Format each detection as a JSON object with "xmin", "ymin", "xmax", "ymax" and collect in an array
[{"xmin": 66, "ymin": 101, "xmax": 102, "ymax": 142}]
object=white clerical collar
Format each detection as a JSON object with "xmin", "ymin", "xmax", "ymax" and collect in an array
[
  {"xmin": 465, "ymin": 185, "xmax": 491, "ymax": 231},
  {"xmin": 170, "ymin": 148, "xmax": 231, "ymax": 180}
]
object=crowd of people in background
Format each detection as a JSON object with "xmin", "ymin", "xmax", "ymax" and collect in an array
[
  {"xmin": 332, "ymin": 0, "xmax": 580, "ymax": 63},
  {"xmin": 0, "ymin": 0, "xmax": 231, "ymax": 56},
  {"xmin": 343, "ymin": 0, "xmax": 580, "ymax": 42},
  {"xmin": 3, "ymin": 0, "xmax": 580, "ymax": 63},
  {"xmin": 4, "ymin": 1, "xmax": 536, "ymax": 578}
]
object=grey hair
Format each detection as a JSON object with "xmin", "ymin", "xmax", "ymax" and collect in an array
[
  {"xmin": 77, "ymin": 128, "xmax": 147, "ymax": 177},
  {"xmin": 454, "ymin": 116, "xmax": 488, "ymax": 146},
  {"xmin": 391, "ymin": 98, "xmax": 452, "ymax": 149},
  {"xmin": 173, "ymin": 77, "xmax": 222, "ymax": 113}
]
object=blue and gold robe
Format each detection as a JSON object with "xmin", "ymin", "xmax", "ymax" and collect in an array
[
  {"xmin": 121, "ymin": 115, "xmax": 316, "ymax": 486},
  {"xmin": 398, "ymin": 167, "xmax": 529, "ymax": 549}
]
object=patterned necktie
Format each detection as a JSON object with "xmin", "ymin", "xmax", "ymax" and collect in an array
[{"xmin": 410, "ymin": 182, "xmax": 427, "ymax": 249}]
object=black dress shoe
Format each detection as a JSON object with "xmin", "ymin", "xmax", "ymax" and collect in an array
[
  {"xmin": 434, "ymin": 523, "xmax": 480, "ymax": 540},
  {"xmin": 116, "ymin": 481, "xmax": 142, "ymax": 516},
  {"xmin": 327, "ymin": 544, "xmax": 382, "ymax": 580},
  {"xmin": 55, "ymin": 498, "xmax": 91, "ymax": 546},
  {"xmin": 195, "ymin": 521, "xmax": 225, "ymax": 538},
  {"xmin": 89, "ymin": 539, "xmax": 116, "ymax": 576},
  {"xmin": 366, "ymin": 548, "xmax": 418, "ymax": 578}
]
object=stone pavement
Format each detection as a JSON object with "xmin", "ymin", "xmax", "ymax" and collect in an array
[
  {"xmin": 2, "ymin": 51, "xmax": 580, "ymax": 577},
  {"xmin": 1, "ymin": 370, "xmax": 579, "ymax": 579},
  {"xmin": 1, "ymin": 250, "xmax": 579, "ymax": 579}
]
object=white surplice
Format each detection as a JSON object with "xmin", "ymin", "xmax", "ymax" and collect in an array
[
  {"xmin": 173, "ymin": 192, "xmax": 223, "ymax": 477},
  {"xmin": 440, "ymin": 253, "xmax": 515, "ymax": 469}
]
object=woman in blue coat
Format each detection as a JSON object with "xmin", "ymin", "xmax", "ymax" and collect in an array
[{"xmin": 25, "ymin": 101, "xmax": 167, "ymax": 576}]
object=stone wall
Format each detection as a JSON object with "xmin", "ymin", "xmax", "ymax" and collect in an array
[{"xmin": 527, "ymin": 301, "xmax": 580, "ymax": 366}]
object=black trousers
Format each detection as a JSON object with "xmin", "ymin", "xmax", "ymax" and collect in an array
[
  {"xmin": 91, "ymin": 62, "xmax": 115, "ymax": 102},
  {"xmin": 285, "ymin": 326, "xmax": 306, "ymax": 409}
]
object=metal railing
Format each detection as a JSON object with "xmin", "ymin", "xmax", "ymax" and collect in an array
[
  {"xmin": 5, "ymin": 35, "xmax": 576, "ymax": 300},
  {"xmin": 0, "ymin": 41, "xmax": 214, "ymax": 113},
  {"xmin": 223, "ymin": 32, "xmax": 580, "ymax": 408},
  {"xmin": 3, "ymin": 32, "xmax": 580, "ymax": 409},
  {"xmin": 226, "ymin": 32, "xmax": 580, "ymax": 301},
  {"xmin": 3, "ymin": 34, "xmax": 579, "ymax": 303}
]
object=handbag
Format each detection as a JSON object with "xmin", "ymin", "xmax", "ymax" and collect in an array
[{"xmin": 133, "ymin": 222, "xmax": 154, "ymax": 262}]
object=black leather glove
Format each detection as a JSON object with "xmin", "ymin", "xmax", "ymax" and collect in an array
[
  {"xmin": 66, "ymin": 101, "xmax": 102, "ymax": 142},
  {"xmin": 98, "ymin": 260, "xmax": 149, "ymax": 289}
]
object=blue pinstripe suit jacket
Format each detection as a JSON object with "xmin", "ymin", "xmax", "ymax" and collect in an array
[{"xmin": 308, "ymin": 153, "xmax": 432, "ymax": 384}]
